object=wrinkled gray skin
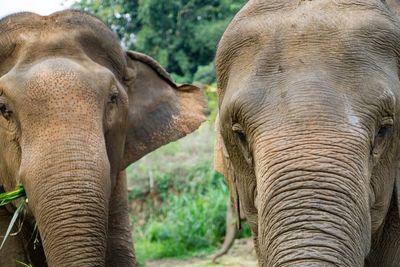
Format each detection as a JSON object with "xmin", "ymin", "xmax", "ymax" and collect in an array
[
  {"xmin": 214, "ymin": 1, "xmax": 400, "ymax": 266},
  {"xmin": 0, "ymin": 10, "xmax": 206, "ymax": 267}
]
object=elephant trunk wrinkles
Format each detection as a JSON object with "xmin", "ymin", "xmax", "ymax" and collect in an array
[
  {"xmin": 254, "ymin": 136, "xmax": 371, "ymax": 267},
  {"xmin": 21, "ymin": 137, "xmax": 111, "ymax": 267}
]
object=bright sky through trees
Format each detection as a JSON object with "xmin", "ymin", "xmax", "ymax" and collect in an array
[{"xmin": 0, "ymin": 0, "xmax": 74, "ymax": 18}]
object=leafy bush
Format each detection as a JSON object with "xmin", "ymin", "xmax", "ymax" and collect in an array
[
  {"xmin": 133, "ymin": 161, "xmax": 229, "ymax": 261},
  {"xmin": 193, "ymin": 63, "xmax": 216, "ymax": 85},
  {"xmin": 145, "ymin": 170, "xmax": 227, "ymax": 245}
]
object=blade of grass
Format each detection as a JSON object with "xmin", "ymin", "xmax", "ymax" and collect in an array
[
  {"xmin": 16, "ymin": 260, "xmax": 33, "ymax": 267},
  {"xmin": 0, "ymin": 201, "xmax": 25, "ymax": 250},
  {"xmin": 0, "ymin": 186, "xmax": 26, "ymax": 207}
]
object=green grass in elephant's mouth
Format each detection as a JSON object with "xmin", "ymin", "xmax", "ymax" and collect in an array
[
  {"xmin": 0, "ymin": 185, "xmax": 27, "ymax": 250},
  {"xmin": 0, "ymin": 186, "xmax": 26, "ymax": 206}
]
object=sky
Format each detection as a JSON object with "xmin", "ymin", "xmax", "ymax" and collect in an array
[{"xmin": 0, "ymin": 0, "xmax": 76, "ymax": 19}]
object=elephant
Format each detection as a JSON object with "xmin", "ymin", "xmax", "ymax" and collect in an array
[
  {"xmin": 0, "ymin": 10, "xmax": 206, "ymax": 267},
  {"xmin": 214, "ymin": 0, "xmax": 400, "ymax": 266}
]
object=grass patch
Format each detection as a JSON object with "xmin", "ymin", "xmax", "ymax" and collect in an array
[
  {"xmin": 143, "ymin": 169, "xmax": 227, "ymax": 246},
  {"xmin": 131, "ymin": 159, "xmax": 230, "ymax": 263},
  {"xmin": 135, "ymin": 239, "xmax": 188, "ymax": 260}
]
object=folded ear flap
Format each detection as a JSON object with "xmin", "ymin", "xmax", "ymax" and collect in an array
[
  {"xmin": 121, "ymin": 51, "xmax": 206, "ymax": 169},
  {"xmin": 214, "ymin": 113, "xmax": 241, "ymax": 229}
]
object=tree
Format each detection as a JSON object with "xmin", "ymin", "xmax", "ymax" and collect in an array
[{"xmin": 72, "ymin": 0, "xmax": 246, "ymax": 83}]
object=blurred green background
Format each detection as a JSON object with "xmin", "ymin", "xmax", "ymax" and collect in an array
[{"xmin": 71, "ymin": 1, "xmax": 249, "ymax": 265}]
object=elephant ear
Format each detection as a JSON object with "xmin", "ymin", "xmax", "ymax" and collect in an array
[
  {"xmin": 214, "ymin": 113, "xmax": 242, "ymax": 229},
  {"xmin": 121, "ymin": 51, "xmax": 206, "ymax": 169}
]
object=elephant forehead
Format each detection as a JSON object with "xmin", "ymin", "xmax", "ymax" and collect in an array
[
  {"xmin": 0, "ymin": 10, "xmax": 126, "ymax": 80},
  {"xmin": 229, "ymin": 0, "xmax": 395, "ymax": 32},
  {"xmin": 216, "ymin": 0, "xmax": 400, "ymax": 95},
  {"xmin": 16, "ymin": 64, "xmax": 105, "ymax": 137},
  {"xmin": 0, "ymin": 58, "xmax": 110, "ymax": 136},
  {"xmin": 25, "ymin": 65, "xmax": 94, "ymax": 101}
]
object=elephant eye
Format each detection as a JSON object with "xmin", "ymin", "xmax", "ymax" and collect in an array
[
  {"xmin": 109, "ymin": 92, "xmax": 119, "ymax": 104},
  {"xmin": 0, "ymin": 103, "xmax": 12, "ymax": 120},
  {"xmin": 376, "ymin": 117, "xmax": 393, "ymax": 140},
  {"xmin": 376, "ymin": 125, "xmax": 392, "ymax": 140},
  {"xmin": 232, "ymin": 123, "xmax": 247, "ymax": 144},
  {"xmin": 232, "ymin": 123, "xmax": 253, "ymax": 166},
  {"xmin": 372, "ymin": 117, "xmax": 393, "ymax": 156}
]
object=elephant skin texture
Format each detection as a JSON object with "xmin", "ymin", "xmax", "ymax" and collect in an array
[
  {"xmin": 0, "ymin": 10, "xmax": 206, "ymax": 267},
  {"xmin": 214, "ymin": 1, "xmax": 400, "ymax": 266}
]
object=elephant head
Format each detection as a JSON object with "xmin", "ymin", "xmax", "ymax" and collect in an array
[
  {"xmin": 0, "ymin": 10, "xmax": 206, "ymax": 267},
  {"xmin": 215, "ymin": 1, "xmax": 400, "ymax": 266}
]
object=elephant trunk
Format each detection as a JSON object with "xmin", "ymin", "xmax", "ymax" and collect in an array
[
  {"xmin": 254, "ymin": 135, "xmax": 371, "ymax": 266},
  {"xmin": 20, "ymin": 136, "xmax": 111, "ymax": 267}
]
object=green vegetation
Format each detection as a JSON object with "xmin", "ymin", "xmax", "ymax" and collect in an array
[
  {"xmin": 126, "ymin": 117, "xmax": 228, "ymax": 264},
  {"xmin": 0, "ymin": 186, "xmax": 25, "ymax": 206},
  {"xmin": 72, "ymin": 0, "xmax": 246, "ymax": 83},
  {"xmin": 132, "ymin": 161, "xmax": 228, "ymax": 263}
]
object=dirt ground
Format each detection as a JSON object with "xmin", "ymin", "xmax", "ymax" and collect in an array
[{"xmin": 146, "ymin": 238, "xmax": 257, "ymax": 267}]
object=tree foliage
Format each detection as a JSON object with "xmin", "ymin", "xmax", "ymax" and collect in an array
[{"xmin": 72, "ymin": 0, "xmax": 246, "ymax": 83}]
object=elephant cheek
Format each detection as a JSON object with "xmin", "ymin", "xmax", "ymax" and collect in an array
[{"xmin": 19, "ymin": 138, "xmax": 111, "ymax": 267}]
